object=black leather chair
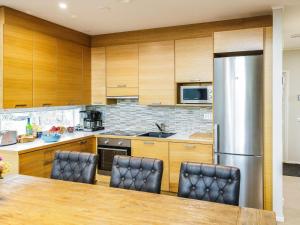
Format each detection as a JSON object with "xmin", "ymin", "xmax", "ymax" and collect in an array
[
  {"xmin": 51, "ymin": 151, "xmax": 98, "ymax": 184},
  {"xmin": 110, "ymin": 155, "xmax": 163, "ymax": 194},
  {"xmin": 178, "ymin": 162, "xmax": 240, "ymax": 206}
]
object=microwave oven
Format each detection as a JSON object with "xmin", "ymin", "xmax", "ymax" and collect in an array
[{"xmin": 180, "ymin": 85, "xmax": 213, "ymax": 104}]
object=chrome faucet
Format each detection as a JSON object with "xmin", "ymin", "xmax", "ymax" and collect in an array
[{"xmin": 155, "ymin": 123, "xmax": 166, "ymax": 133}]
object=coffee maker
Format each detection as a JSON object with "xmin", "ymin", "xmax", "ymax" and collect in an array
[{"xmin": 79, "ymin": 110, "xmax": 104, "ymax": 132}]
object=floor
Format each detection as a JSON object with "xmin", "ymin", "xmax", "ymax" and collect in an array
[{"xmin": 279, "ymin": 176, "xmax": 300, "ymax": 225}]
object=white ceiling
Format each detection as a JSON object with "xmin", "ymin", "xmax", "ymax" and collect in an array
[
  {"xmin": 0, "ymin": 0, "xmax": 298, "ymax": 36},
  {"xmin": 284, "ymin": 5, "xmax": 300, "ymax": 50}
]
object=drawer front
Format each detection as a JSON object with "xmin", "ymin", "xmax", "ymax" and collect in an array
[
  {"xmin": 106, "ymin": 87, "xmax": 138, "ymax": 97},
  {"xmin": 169, "ymin": 142, "xmax": 213, "ymax": 192},
  {"xmin": 132, "ymin": 140, "xmax": 169, "ymax": 191}
]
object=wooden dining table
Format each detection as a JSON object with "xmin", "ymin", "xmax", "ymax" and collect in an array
[{"xmin": 0, "ymin": 175, "xmax": 276, "ymax": 225}]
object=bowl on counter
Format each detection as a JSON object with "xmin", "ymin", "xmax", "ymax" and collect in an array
[{"xmin": 41, "ymin": 133, "xmax": 61, "ymax": 143}]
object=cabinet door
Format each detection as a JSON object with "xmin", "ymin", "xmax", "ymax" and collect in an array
[
  {"xmin": 3, "ymin": 24, "xmax": 33, "ymax": 108},
  {"xmin": 106, "ymin": 44, "xmax": 138, "ymax": 96},
  {"xmin": 132, "ymin": 140, "xmax": 169, "ymax": 191},
  {"xmin": 175, "ymin": 37, "xmax": 213, "ymax": 82},
  {"xmin": 19, "ymin": 150, "xmax": 44, "ymax": 177},
  {"xmin": 169, "ymin": 142, "xmax": 213, "ymax": 192},
  {"xmin": 82, "ymin": 46, "xmax": 91, "ymax": 105},
  {"xmin": 57, "ymin": 40, "xmax": 83, "ymax": 106},
  {"xmin": 139, "ymin": 41, "xmax": 175, "ymax": 105},
  {"xmin": 80, "ymin": 138, "xmax": 97, "ymax": 153},
  {"xmin": 91, "ymin": 47, "xmax": 106, "ymax": 105},
  {"xmin": 214, "ymin": 28, "xmax": 264, "ymax": 53},
  {"xmin": 33, "ymin": 32, "xmax": 58, "ymax": 107},
  {"xmin": 43, "ymin": 146, "xmax": 60, "ymax": 178}
]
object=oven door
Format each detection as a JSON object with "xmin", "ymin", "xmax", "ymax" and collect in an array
[
  {"xmin": 180, "ymin": 86, "xmax": 209, "ymax": 104},
  {"xmin": 98, "ymin": 146, "xmax": 130, "ymax": 175}
]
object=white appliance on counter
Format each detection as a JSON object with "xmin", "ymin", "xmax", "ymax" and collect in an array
[
  {"xmin": 0, "ymin": 130, "xmax": 17, "ymax": 146},
  {"xmin": 214, "ymin": 53, "xmax": 263, "ymax": 209}
]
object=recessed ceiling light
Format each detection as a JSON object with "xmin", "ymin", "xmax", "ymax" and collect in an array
[
  {"xmin": 58, "ymin": 2, "xmax": 68, "ymax": 10},
  {"xmin": 98, "ymin": 6, "xmax": 111, "ymax": 11},
  {"xmin": 119, "ymin": 0, "xmax": 132, "ymax": 3},
  {"xmin": 291, "ymin": 34, "xmax": 300, "ymax": 38}
]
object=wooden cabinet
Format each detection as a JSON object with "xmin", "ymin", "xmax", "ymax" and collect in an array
[
  {"xmin": 175, "ymin": 37, "xmax": 213, "ymax": 83},
  {"xmin": 139, "ymin": 41, "xmax": 175, "ymax": 105},
  {"xmin": 57, "ymin": 40, "xmax": 83, "ymax": 106},
  {"xmin": 106, "ymin": 44, "xmax": 138, "ymax": 97},
  {"xmin": 33, "ymin": 32, "xmax": 58, "ymax": 107},
  {"xmin": 19, "ymin": 138, "xmax": 97, "ymax": 178},
  {"xmin": 82, "ymin": 46, "xmax": 91, "ymax": 105},
  {"xmin": 19, "ymin": 148, "xmax": 44, "ymax": 177},
  {"xmin": 214, "ymin": 28, "xmax": 264, "ymax": 53},
  {"xmin": 3, "ymin": 24, "xmax": 33, "ymax": 108},
  {"xmin": 169, "ymin": 142, "xmax": 213, "ymax": 192},
  {"xmin": 132, "ymin": 140, "xmax": 169, "ymax": 191},
  {"xmin": 91, "ymin": 47, "xmax": 106, "ymax": 105}
]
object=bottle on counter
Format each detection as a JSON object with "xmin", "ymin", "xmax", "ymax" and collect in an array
[{"xmin": 26, "ymin": 118, "xmax": 33, "ymax": 136}]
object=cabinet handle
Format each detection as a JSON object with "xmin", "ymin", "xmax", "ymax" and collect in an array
[
  {"xmin": 44, "ymin": 160, "xmax": 53, "ymax": 166},
  {"xmin": 117, "ymin": 84, "xmax": 127, "ymax": 88},
  {"xmin": 93, "ymin": 102, "xmax": 103, "ymax": 105},
  {"xmin": 151, "ymin": 102, "xmax": 161, "ymax": 105},
  {"xmin": 42, "ymin": 103, "xmax": 52, "ymax": 107},
  {"xmin": 15, "ymin": 104, "xmax": 27, "ymax": 108},
  {"xmin": 80, "ymin": 140, "xmax": 87, "ymax": 145},
  {"xmin": 144, "ymin": 141, "xmax": 155, "ymax": 145},
  {"xmin": 185, "ymin": 144, "xmax": 196, "ymax": 149}
]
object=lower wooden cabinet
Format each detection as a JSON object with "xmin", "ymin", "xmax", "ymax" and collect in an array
[
  {"xmin": 132, "ymin": 140, "xmax": 169, "ymax": 191},
  {"xmin": 169, "ymin": 142, "xmax": 213, "ymax": 192},
  {"xmin": 19, "ymin": 138, "xmax": 96, "ymax": 178}
]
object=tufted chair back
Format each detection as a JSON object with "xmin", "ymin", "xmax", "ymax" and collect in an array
[
  {"xmin": 178, "ymin": 162, "xmax": 240, "ymax": 206},
  {"xmin": 110, "ymin": 155, "xmax": 163, "ymax": 194},
  {"xmin": 51, "ymin": 151, "xmax": 98, "ymax": 184}
]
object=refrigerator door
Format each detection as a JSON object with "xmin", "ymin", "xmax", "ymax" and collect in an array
[
  {"xmin": 215, "ymin": 153, "xmax": 263, "ymax": 209},
  {"xmin": 214, "ymin": 55, "xmax": 263, "ymax": 156}
]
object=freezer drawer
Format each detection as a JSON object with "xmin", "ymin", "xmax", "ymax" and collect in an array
[{"xmin": 215, "ymin": 153, "xmax": 263, "ymax": 209}]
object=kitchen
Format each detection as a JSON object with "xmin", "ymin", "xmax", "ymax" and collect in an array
[{"xmin": 0, "ymin": 1, "xmax": 285, "ymax": 224}]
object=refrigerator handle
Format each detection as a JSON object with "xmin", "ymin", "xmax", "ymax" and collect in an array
[{"xmin": 214, "ymin": 123, "xmax": 219, "ymax": 153}]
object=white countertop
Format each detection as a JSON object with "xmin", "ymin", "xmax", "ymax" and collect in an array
[{"xmin": 0, "ymin": 130, "xmax": 213, "ymax": 154}]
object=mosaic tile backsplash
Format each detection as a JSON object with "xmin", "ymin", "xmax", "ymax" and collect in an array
[
  {"xmin": 0, "ymin": 99, "xmax": 213, "ymax": 135},
  {"xmin": 87, "ymin": 99, "xmax": 213, "ymax": 134},
  {"xmin": 0, "ymin": 106, "xmax": 82, "ymax": 135}
]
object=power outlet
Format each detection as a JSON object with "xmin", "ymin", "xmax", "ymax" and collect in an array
[{"xmin": 203, "ymin": 113, "xmax": 212, "ymax": 120}]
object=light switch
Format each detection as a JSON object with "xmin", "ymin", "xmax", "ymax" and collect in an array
[{"xmin": 203, "ymin": 113, "xmax": 212, "ymax": 120}]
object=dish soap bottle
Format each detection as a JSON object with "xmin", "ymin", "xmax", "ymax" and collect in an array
[{"xmin": 26, "ymin": 118, "xmax": 33, "ymax": 136}]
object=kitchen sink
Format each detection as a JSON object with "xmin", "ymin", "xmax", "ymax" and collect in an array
[{"xmin": 138, "ymin": 132, "xmax": 176, "ymax": 138}]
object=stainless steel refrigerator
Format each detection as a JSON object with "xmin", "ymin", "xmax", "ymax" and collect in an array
[{"xmin": 214, "ymin": 54, "xmax": 263, "ymax": 209}]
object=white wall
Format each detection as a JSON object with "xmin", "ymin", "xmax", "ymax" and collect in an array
[{"xmin": 283, "ymin": 49, "xmax": 300, "ymax": 163}]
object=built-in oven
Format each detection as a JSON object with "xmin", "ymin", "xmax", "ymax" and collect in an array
[
  {"xmin": 97, "ymin": 137, "xmax": 131, "ymax": 175},
  {"xmin": 180, "ymin": 85, "xmax": 213, "ymax": 104}
]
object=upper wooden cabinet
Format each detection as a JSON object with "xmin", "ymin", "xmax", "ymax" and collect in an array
[
  {"xmin": 214, "ymin": 28, "xmax": 264, "ymax": 53},
  {"xmin": 3, "ymin": 24, "xmax": 33, "ymax": 108},
  {"xmin": 175, "ymin": 37, "xmax": 213, "ymax": 83},
  {"xmin": 82, "ymin": 46, "xmax": 91, "ymax": 105},
  {"xmin": 106, "ymin": 44, "xmax": 139, "ymax": 97},
  {"xmin": 33, "ymin": 32, "xmax": 58, "ymax": 107},
  {"xmin": 91, "ymin": 47, "xmax": 106, "ymax": 105},
  {"xmin": 139, "ymin": 41, "xmax": 175, "ymax": 105},
  {"xmin": 57, "ymin": 40, "xmax": 83, "ymax": 106}
]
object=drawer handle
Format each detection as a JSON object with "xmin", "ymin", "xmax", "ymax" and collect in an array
[
  {"xmin": 117, "ymin": 84, "xmax": 127, "ymax": 88},
  {"xmin": 93, "ymin": 102, "xmax": 103, "ymax": 105},
  {"xmin": 80, "ymin": 140, "xmax": 87, "ymax": 145},
  {"xmin": 151, "ymin": 102, "xmax": 161, "ymax": 105},
  {"xmin": 144, "ymin": 141, "xmax": 154, "ymax": 145},
  {"xmin": 15, "ymin": 104, "xmax": 27, "ymax": 108},
  {"xmin": 185, "ymin": 144, "xmax": 196, "ymax": 149},
  {"xmin": 44, "ymin": 160, "xmax": 53, "ymax": 166},
  {"xmin": 189, "ymin": 79, "xmax": 201, "ymax": 82},
  {"xmin": 42, "ymin": 103, "xmax": 52, "ymax": 107}
]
